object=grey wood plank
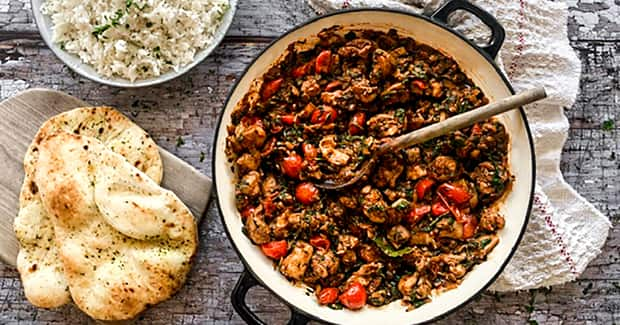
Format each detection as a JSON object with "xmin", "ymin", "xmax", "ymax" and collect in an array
[
  {"xmin": 0, "ymin": 36, "xmax": 617, "ymax": 324},
  {"xmin": 2, "ymin": 0, "xmax": 620, "ymax": 41}
]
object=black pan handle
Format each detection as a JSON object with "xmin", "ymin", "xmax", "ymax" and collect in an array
[
  {"xmin": 231, "ymin": 269, "xmax": 312, "ymax": 325},
  {"xmin": 431, "ymin": 0, "xmax": 505, "ymax": 59}
]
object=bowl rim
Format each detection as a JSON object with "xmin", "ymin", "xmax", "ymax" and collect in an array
[
  {"xmin": 30, "ymin": 0, "xmax": 237, "ymax": 88},
  {"xmin": 212, "ymin": 7, "xmax": 536, "ymax": 325}
]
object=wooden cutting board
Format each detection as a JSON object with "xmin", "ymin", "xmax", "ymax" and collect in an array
[{"xmin": 0, "ymin": 88, "xmax": 212, "ymax": 267}]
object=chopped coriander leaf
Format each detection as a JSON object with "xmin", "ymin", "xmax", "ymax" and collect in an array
[
  {"xmin": 602, "ymin": 119, "xmax": 614, "ymax": 131},
  {"xmin": 480, "ymin": 238, "xmax": 492, "ymax": 247},
  {"xmin": 176, "ymin": 136, "xmax": 185, "ymax": 147}
]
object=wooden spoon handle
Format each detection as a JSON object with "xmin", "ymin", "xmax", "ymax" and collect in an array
[{"xmin": 380, "ymin": 87, "xmax": 547, "ymax": 153}]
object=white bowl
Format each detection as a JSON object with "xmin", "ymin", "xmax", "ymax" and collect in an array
[
  {"xmin": 213, "ymin": 6, "xmax": 535, "ymax": 325},
  {"xmin": 31, "ymin": 0, "xmax": 237, "ymax": 88}
]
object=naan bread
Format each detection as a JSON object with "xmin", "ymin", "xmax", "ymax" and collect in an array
[
  {"xmin": 14, "ymin": 107, "xmax": 163, "ymax": 308},
  {"xmin": 35, "ymin": 132, "xmax": 197, "ymax": 320}
]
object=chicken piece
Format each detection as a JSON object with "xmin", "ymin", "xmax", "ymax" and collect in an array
[
  {"xmin": 341, "ymin": 250, "xmax": 357, "ymax": 265},
  {"xmin": 416, "ymin": 277, "xmax": 432, "ymax": 298},
  {"xmin": 429, "ymin": 156, "xmax": 461, "ymax": 182},
  {"xmin": 339, "ymin": 195, "xmax": 358, "ymax": 209},
  {"xmin": 245, "ymin": 208, "xmax": 270, "ymax": 244},
  {"xmin": 301, "ymin": 78, "xmax": 321, "ymax": 99},
  {"xmin": 321, "ymin": 89, "xmax": 354, "ymax": 110},
  {"xmin": 368, "ymin": 290, "xmax": 388, "ymax": 306},
  {"xmin": 409, "ymin": 232, "xmax": 437, "ymax": 247},
  {"xmin": 235, "ymin": 152, "xmax": 261, "ymax": 174},
  {"xmin": 351, "ymin": 78, "xmax": 378, "ymax": 103},
  {"xmin": 471, "ymin": 161, "xmax": 510, "ymax": 203},
  {"xmin": 336, "ymin": 234, "xmax": 360, "ymax": 254},
  {"xmin": 430, "ymin": 80, "xmax": 443, "ymax": 98},
  {"xmin": 261, "ymin": 174, "xmax": 279, "ymax": 196},
  {"xmin": 373, "ymin": 155, "xmax": 404, "ymax": 188},
  {"xmin": 402, "ymin": 248, "xmax": 431, "ymax": 271},
  {"xmin": 310, "ymin": 250, "xmax": 340, "ymax": 279},
  {"xmin": 360, "ymin": 185, "xmax": 388, "ymax": 223},
  {"xmin": 359, "ymin": 244, "xmax": 382, "ymax": 263},
  {"xmin": 387, "ymin": 225, "xmax": 411, "ymax": 249},
  {"xmin": 405, "ymin": 147, "xmax": 422, "ymax": 164},
  {"xmin": 478, "ymin": 208, "xmax": 506, "ymax": 232},
  {"xmin": 370, "ymin": 49, "xmax": 395, "ymax": 83},
  {"xmin": 381, "ymin": 82, "xmax": 410, "ymax": 105},
  {"xmin": 280, "ymin": 241, "xmax": 314, "ymax": 280},
  {"xmin": 238, "ymin": 171, "xmax": 261, "ymax": 197},
  {"xmin": 398, "ymin": 273, "xmax": 419, "ymax": 298},
  {"xmin": 234, "ymin": 119, "xmax": 267, "ymax": 150},
  {"xmin": 346, "ymin": 262, "xmax": 384, "ymax": 288},
  {"xmin": 319, "ymin": 135, "xmax": 350, "ymax": 166},
  {"xmin": 367, "ymin": 112, "xmax": 403, "ymax": 138},
  {"xmin": 326, "ymin": 201, "xmax": 345, "ymax": 218},
  {"xmin": 337, "ymin": 38, "xmax": 375, "ymax": 59},
  {"xmin": 270, "ymin": 210, "xmax": 301, "ymax": 239},
  {"xmin": 406, "ymin": 164, "xmax": 428, "ymax": 181}
]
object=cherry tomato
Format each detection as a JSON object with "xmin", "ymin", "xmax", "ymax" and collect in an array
[
  {"xmin": 348, "ymin": 112, "xmax": 366, "ymax": 135},
  {"xmin": 260, "ymin": 240, "xmax": 288, "ymax": 260},
  {"xmin": 431, "ymin": 200, "xmax": 450, "ymax": 217},
  {"xmin": 295, "ymin": 182, "xmax": 319, "ymax": 205},
  {"xmin": 262, "ymin": 196, "xmax": 276, "ymax": 218},
  {"xmin": 405, "ymin": 205, "xmax": 431, "ymax": 225},
  {"xmin": 438, "ymin": 183, "xmax": 471, "ymax": 205},
  {"xmin": 292, "ymin": 62, "xmax": 312, "ymax": 78},
  {"xmin": 280, "ymin": 114, "xmax": 298, "ymax": 125},
  {"xmin": 339, "ymin": 282, "xmax": 367, "ymax": 310},
  {"xmin": 303, "ymin": 143, "xmax": 318, "ymax": 161},
  {"xmin": 471, "ymin": 123, "xmax": 482, "ymax": 135},
  {"xmin": 315, "ymin": 50, "xmax": 332, "ymax": 74},
  {"xmin": 318, "ymin": 288, "xmax": 339, "ymax": 305},
  {"xmin": 412, "ymin": 79, "xmax": 427, "ymax": 90},
  {"xmin": 461, "ymin": 214, "xmax": 478, "ymax": 239},
  {"xmin": 325, "ymin": 80, "xmax": 342, "ymax": 92},
  {"xmin": 281, "ymin": 153, "xmax": 303, "ymax": 178},
  {"xmin": 415, "ymin": 178, "xmax": 435, "ymax": 200},
  {"xmin": 262, "ymin": 78, "xmax": 284, "ymax": 99},
  {"xmin": 309, "ymin": 235, "xmax": 330, "ymax": 250},
  {"xmin": 311, "ymin": 106, "xmax": 338, "ymax": 124}
]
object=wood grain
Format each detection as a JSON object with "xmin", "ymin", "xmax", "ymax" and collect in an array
[{"xmin": 0, "ymin": 0, "xmax": 618, "ymax": 324}]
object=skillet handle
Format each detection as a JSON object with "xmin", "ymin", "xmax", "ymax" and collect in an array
[
  {"xmin": 231, "ymin": 269, "xmax": 312, "ymax": 325},
  {"xmin": 431, "ymin": 0, "xmax": 505, "ymax": 59}
]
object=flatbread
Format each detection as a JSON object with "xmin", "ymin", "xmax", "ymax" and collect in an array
[
  {"xmin": 35, "ymin": 132, "xmax": 197, "ymax": 320},
  {"xmin": 14, "ymin": 107, "xmax": 163, "ymax": 308}
]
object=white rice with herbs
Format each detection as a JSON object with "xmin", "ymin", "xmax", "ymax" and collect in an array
[{"xmin": 42, "ymin": 0, "xmax": 229, "ymax": 81}]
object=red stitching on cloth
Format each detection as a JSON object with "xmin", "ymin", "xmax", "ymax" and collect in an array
[
  {"xmin": 534, "ymin": 195, "xmax": 579, "ymax": 275},
  {"xmin": 507, "ymin": 0, "xmax": 526, "ymax": 78},
  {"xmin": 342, "ymin": 0, "xmax": 351, "ymax": 8}
]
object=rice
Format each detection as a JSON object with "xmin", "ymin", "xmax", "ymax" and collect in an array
[{"xmin": 42, "ymin": 0, "xmax": 229, "ymax": 81}]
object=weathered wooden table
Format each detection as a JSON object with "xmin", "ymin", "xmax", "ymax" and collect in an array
[{"xmin": 0, "ymin": 0, "xmax": 618, "ymax": 324}]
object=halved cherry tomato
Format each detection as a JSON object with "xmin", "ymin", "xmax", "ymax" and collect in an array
[
  {"xmin": 311, "ymin": 106, "xmax": 338, "ymax": 124},
  {"xmin": 280, "ymin": 114, "xmax": 298, "ymax": 125},
  {"xmin": 412, "ymin": 79, "xmax": 427, "ymax": 90},
  {"xmin": 339, "ymin": 282, "xmax": 367, "ymax": 310},
  {"xmin": 415, "ymin": 178, "xmax": 435, "ymax": 200},
  {"xmin": 461, "ymin": 214, "xmax": 478, "ymax": 239},
  {"xmin": 262, "ymin": 78, "xmax": 284, "ymax": 99},
  {"xmin": 260, "ymin": 240, "xmax": 288, "ymax": 260},
  {"xmin": 431, "ymin": 200, "xmax": 449, "ymax": 217},
  {"xmin": 295, "ymin": 182, "xmax": 319, "ymax": 205},
  {"xmin": 438, "ymin": 183, "xmax": 471, "ymax": 205},
  {"xmin": 471, "ymin": 123, "xmax": 482, "ymax": 135},
  {"xmin": 405, "ymin": 205, "xmax": 431, "ymax": 225},
  {"xmin": 292, "ymin": 62, "xmax": 313, "ymax": 78},
  {"xmin": 309, "ymin": 235, "xmax": 330, "ymax": 250},
  {"xmin": 315, "ymin": 50, "xmax": 332, "ymax": 74},
  {"xmin": 262, "ymin": 196, "xmax": 276, "ymax": 218},
  {"xmin": 348, "ymin": 112, "xmax": 366, "ymax": 135},
  {"xmin": 318, "ymin": 288, "xmax": 339, "ymax": 305},
  {"xmin": 325, "ymin": 80, "xmax": 342, "ymax": 92},
  {"xmin": 281, "ymin": 153, "xmax": 303, "ymax": 178},
  {"xmin": 303, "ymin": 143, "xmax": 318, "ymax": 161}
]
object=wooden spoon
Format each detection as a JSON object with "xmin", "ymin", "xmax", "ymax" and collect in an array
[{"xmin": 315, "ymin": 87, "xmax": 547, "ymax": 190}]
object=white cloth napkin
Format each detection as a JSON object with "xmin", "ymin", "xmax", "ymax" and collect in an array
[{"xmin": 308, "ymin": 0, "xmax": 611, "ymax": 291}]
